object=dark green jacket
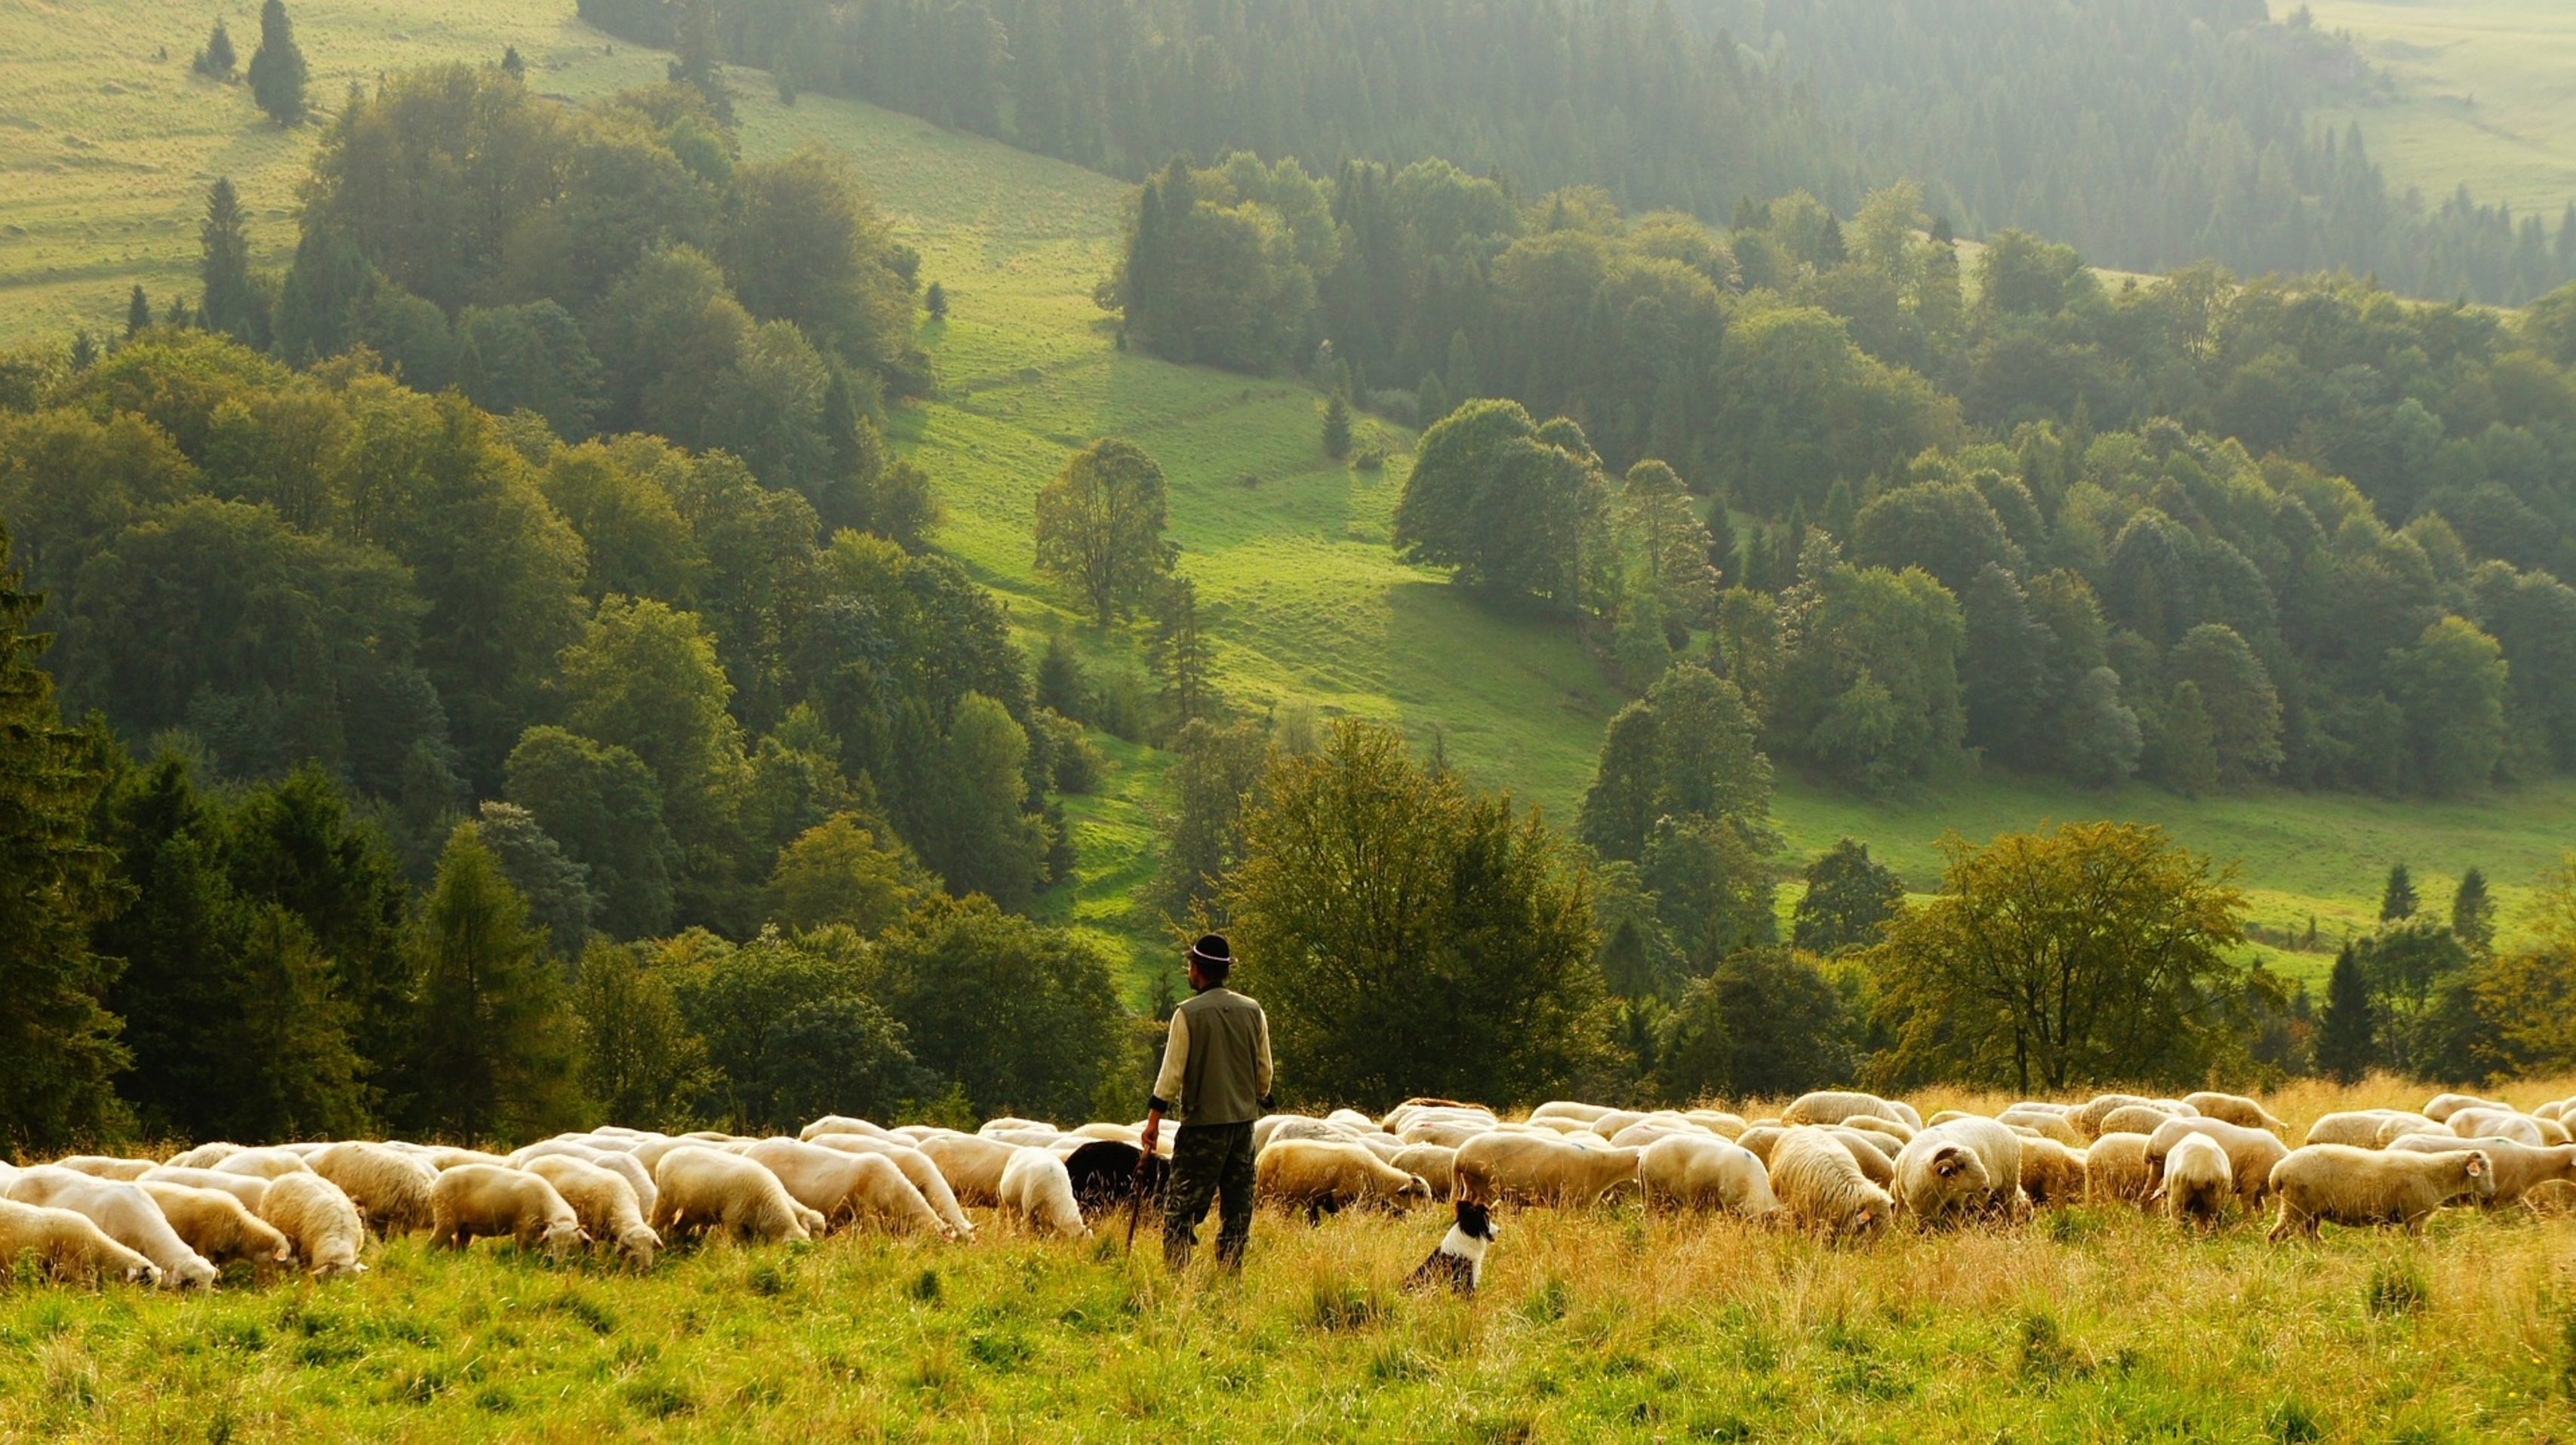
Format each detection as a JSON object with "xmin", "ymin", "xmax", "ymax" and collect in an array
[{"xmin": 1149, "ymin": 985, "xmax": 1274, "ymax": 1124}]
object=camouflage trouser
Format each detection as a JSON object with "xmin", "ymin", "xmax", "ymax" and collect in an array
[{"xmin": 1162, "ymin": 1121, "xmax": 1255, "ymax": 1271}]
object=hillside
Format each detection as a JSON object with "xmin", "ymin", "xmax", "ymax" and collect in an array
[
  {"xmin": 4, "ymin": 2, "xmax": 2571, "ymax": 1003},
  {"xmin": 2309, "ymin": 0, "xmax": 2576, "ymax": 219}
]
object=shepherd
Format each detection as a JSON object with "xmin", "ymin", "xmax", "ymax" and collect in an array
[{"xmin": 1138, "ymin": 934, "xmax": 1275, "ymax": 1271}]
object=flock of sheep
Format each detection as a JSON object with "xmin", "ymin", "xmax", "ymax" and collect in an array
[{"xmin": 2, "ymin": 1085, "xmax": 2568, "ymax": 1291}]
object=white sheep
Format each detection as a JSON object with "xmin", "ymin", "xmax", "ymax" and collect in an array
[
  {"xmin": 2384, "ymin": 1135, "xmax": 2576, "ymax": 1207},
  {"xmin": 1254, "ymin": 1139, "xmax": 1433, "ymax": 1219},
  {"xmin": 804, "ymin": 1134, "xmax": 975, "ymax": 1238},
  {"xmin": 2144, "ymin": 1118, "xmax": 2288, "ymax": 1206},
  {"xmin": 4, "ymin": 1167, "xmax": 219, "ymax": 1289},
  {"xmin": 2181, "ymin": 1091, "xmax": 2288, "ymax": 1135},
  {"xmin": 2445, "ymin": 1107, "xmax": 2545, "ymax": 1147},
  {"xmin": 1528, "ymin": 1101, "xmax": 1615, "ymax": 1125},
  {"xmin": 996, "ymin": 1146, "xmax": 1091, "ymax": 1239},
  {"xmin": 1389, "ymin": 1144, "xmax": 1457, "ymax": 1201},
  {"xmin": 799, "ymin": 1114, "xmax": 901, "ymax": 1143},
  {"xmin": 1891, "ymin": 1118, "xmax": 2022, "ymax": 1224},
  {"xmin": 2301, "ymin": 1109, "xmax": 2406, "ymax": 1147},
  {"xmin": 916, "ymin": 1133, "xmax": 1020, "ymax": 1207},
  {"xmin": 260, "ymin": 1172, "xmax": 368, "ymax": 1277},
  {"xmin": 1451, "ymin": 1133, "xmax": 1642, "ymax": 1207},
  {"xmin": 521, "ymin": 1155, "xmax": 661, "ymax": 1267},
  {"xmin": 2374, "ymin": 1113, "xmax": 2446, "ymax": 1148},
  {"xmin": 138, "ymin": 1165, "xmax": 269, "ymax": 1213},
  {"xmin": 307, "ymin": 1142, "xmax": 439, "ymax": 1234},
  {"xmin": 2267, "ymin": 1144, "xmax": 2494, "ymax": 1241},
  {"xmin": 1781, "ymin": 1091, "xmax": 1912, "ymax": 1130},
  {"xmin": 2070, "ymin": 1094, "xmax": 2158, "ymax": 1139},
  {"xmin": 2157, "ymin": 1133, "xmax": 2233, "ymax": 1228},
  {"xmin": 1684, "ymin": 1110, "xmax": 1750, "ymax": 1139},
  {"xmin": 1637, "ymin": 1134, "xmax": 1780, "ymax": 1218},
  {"xmin": 50, "ymin": 1155, "xmax": 158, "ymax": 1182},
  {"xmin": 2017, "ymin": 1136, "xmax": 2088, "ymax": 1209},
  {"xmin": 136, "ymin": 1181, "xmax": 296, "ymax": 1277},
  {"xmin": 1841, "ymin": 1114, "xmax": 1916, "ymax": 1145},
  {"xmin": 652, "ymin": 1145, "xmax": 815, "ymax": 1245},
  {"xmin": 0, "ymin": 1199, "xmax": 160, "ymax": 1286},
  {"xmin": 742, "ymin": 1138, "xmax": 950, "ymax": 1238},
  {"xmin": 2095, "ymin": 1103, "xmax": 2184, "ymax": 1139},
  {"xmin": 2084, "ymin": 1133, "xmax": 2156, "ymax": 1205},
  {"xmin": 1768, "ymin": 1127, "xmax": 1891, "ymax": 1238},
  {"xmin": 208, "ymin": 1147, "xmax": 314, "ymax": 1181},
  {"xmin": 160, "ymin": 1142, "xmax": 245, "ymax": 1171},
  {"xmin": 509, "ymin": 1140, "xmax": 660, "ymax": 1219},
  {"xmin": 423, "ymin": 1146, "xmax": 518, "ymax": 1172},
  {"xmin": 429, "ymin": 1165, "xmax": 586, "ymax": 1260},
  {"xmin": 2421, "ymin": 1093, "xmax": 2507, "ymax": 1124},
  {"xmin": 1824, "ymin": 1127, "xmax": 1899, "ymax": 1188}
]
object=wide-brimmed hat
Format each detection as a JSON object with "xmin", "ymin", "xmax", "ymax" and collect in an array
[{"xmin": 1188, "ymin": 934, "xmax": 1233, "ymax": 970}]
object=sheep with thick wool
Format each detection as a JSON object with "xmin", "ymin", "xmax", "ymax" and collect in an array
[
  {"xmin": 1783, "ymin": 1091, "xmax": 1912, "ymax": 1130},
  {"xmin": 2095, "ymin": 1103, "xmax": 2185, "ymax": 1139},
  {"xmin": 1825, "ymin": 1128, "xmax": 1900, "ymax": 1188},
  {"xmin": 430, "ymin": 1165, "xmax": 587, "ymax": 1261},
  {"xmin": 260, "ymin": 1173, "xmax": 368, "ymax": 1277},
  {"xmin": 916, "ymin": 1134, "xmax": 1019, "ymax": 1207},
  {"xmin": 521, "ymin": 1155, "xmax": 661, "ymax": 1266},
  {"xmin": 5, "ymin": 1167, "xmax": 218, "ymax": 1289},
  {"xmin": 2445, "ymin": 1108, "xmax": 2545, "ymax": 1147},
  {"xmin": 799, "ymin": 1114, "xmax": 901, "ymax": 1143},
  {"xmin": 1389, "ymin": 1144, "xmax": 1457, "ymax": 1201},
  {"xmin": 307, "ymin": 1142, "xmax": 439, "ymax": 1234},
  {"xmin": 137, "ymin": 1181, "xmax": 295, "ymax": 1277},
  {"xmin": 651, "ymin": 1146, "xmax": 816, "ymax": 1246},
  {"xmin": 2374, "ymin": 1113, "xmax": 2447, "ymax": 1147},
  {"xmin": 996, "ymin": 1146, "xmax": 1091, "ymax": 1238},
  {"xmin": 1891, "ymin": 1119, "xmax": 2022, "ymax": 1224},
  {"xmin": 2421, "ymin": 1093, "xmax": 2507, "ymax": 1124},
  {"xmin": 510, "ymin": 1140, "xmax": 658, "ymax": 1219},
  {"xmin": 1255, "ymin": 1139, "xmax": 1433, "ymax": 1219},
  {"xmin": 2157, "ymin": 1133, "xmax": 2233, "ymax": 1228},
  {"xmin": 1768, "ymin": 1127, "xmax": 1892, "ymax": 1238},
  {"xmin": 0, "ymin": 1199, "xmax": 160, "ymax": 1286},
  {"xmin": 1451, "ymin": 1133, "xmax": 1642, "ymax": 1207},
  {"xmin": 2016, "ymin": 1136, "xmax": 2088, "ymax": 1208},
  {"xmin": 2144, "ymin": 1118, "xmax": 2288, "ymax": 1207},
  {"xmin": 139, "ymin": 1165, "xmax": 269, "ymax": 1212},
  {"xmin": 51, "ymin": 1155, "xmax": 157, "ymax": 1182},
  {"xmin": 2084, "ymin": 1133, "xmax": 2156, "ymax": 1205},
  {"xmin": 161, "ymin": 1142, "xmax": 245, "ymax": 1171},
  {"xmin": 2301, "ymin": 1110, "xmax": 2408, "ymax": 1148},
  {"xmin": 742, "ymin": 1139, "xmax": 950, "ymax": 1238},
  {"xmin": 2182, "ymin": 1091, "xmax": 2288, "ymax": 1136},
  {"xmin": 2267, "ymin": 1144, "xmax": 2495, "ymax": 1240},
  {"xmin": 209, "ymin": 1147, "xmax": 314, "ymax": 1181},
  {"xmin": 807, "ymin": 1134, "xmax": 975, "ymax": 1237},
  {"xmin": 2384, "ymin": 1135, "xmax": 2576, "ymax": 1207},
  {"xmin": 1638, "ymin": 1134, "xmax": 1780, "ymax": 1218}
]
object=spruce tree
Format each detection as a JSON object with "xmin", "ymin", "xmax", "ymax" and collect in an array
[
  {"xmin": 0, "ymin": 522, "xmax": 131, "ymax": 1154},
  {"xmin": 68, "ymin": 328, "xmax": 97, "ymax": 371},
  {"xmin": 2450, "ymin": 866, "xmax": 2495, "ymax": 952},
  {"xmin": 2316, "ymin": 942, "xmax": 2375, "ymax": 1084},
  {"xmin": 925, "ymin": 281, "xmax": 948, "ymax": 321},
  {"xmin": 410, "ymin": 822, "xmax": 585, "ymax": 1139},
  {"xmin": 162, "ymin": 294, "xmax": 192, "ymax": 327},
  {"xmin": 500, "ymin": 45, "xmax": 525, "ymax": 80},
  {"xmin": 667, "ymin": 0, "xmax": 731, "ymax": 121},
  {"xmin": 125, "ymin": 284, "xmax": 152, "ymax": 337},
  {"xmin": 195, "ymin": 19, "xmax": 236, "ymax": 78},
  {"xmin": 2380, "ymin": 862, "xmax": 2417, "ymax": 921},
  {"xmin": 247, "ymin": 0, "xmax": 308, "ymax": 125},
  {"xmin": 199, "ymin": 177, "xmax": 259, "ymax": 343},
  {"xmin": 1322, "ymin": 388, "xmax": 1353, "ymax": 459}
]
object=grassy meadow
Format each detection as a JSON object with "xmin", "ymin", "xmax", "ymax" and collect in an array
[
  {"xmin": 2307, "ymin": 0, "xmax": 2576, "ymax": 218},
  {"xmin": 5, "ymin": 1076, "xmax": 2575, "ymax": 1440},
  {"xmin": 4, "ymin": 1, "xmax": 2574, "ymax": 1001}
]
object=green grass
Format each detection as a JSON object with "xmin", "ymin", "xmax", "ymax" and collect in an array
[
  {"xmin": 4, "ymin": 2, "xmax": 2571, "ymax": 1000},
  {"xmin": 2307, "ymin": 0, "xmax": 2576, "ymax": 218}
]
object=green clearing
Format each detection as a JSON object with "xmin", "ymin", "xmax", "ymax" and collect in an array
[
  {"xmin": 2, "ymin": 2, "xmax": 2570, "ymax": 1000},
  {"xmin": 2307, "ymin": 0, "xmax": 2576, "ymax": 219}
]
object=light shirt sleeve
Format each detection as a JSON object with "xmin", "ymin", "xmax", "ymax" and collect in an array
[
  {"xmin": 1149, "ymin": 1006, "xmax": 1190, "ymax": 1113},
  {"xmin": 1255, "ymin": 1010, "xmax": 1274, "ymax": 1102}
]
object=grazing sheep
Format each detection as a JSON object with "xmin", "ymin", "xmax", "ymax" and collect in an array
[
  {"xmin": 1256, "ymin": 1140, "xmax": 1433, "ymax": 1220},
  {"xmin": 651, "ymin": 1147, "xmax": 814, "ymax": 1247},
  {"xmin": 161, "ymin": 1142, "xmax": 245, "ymax": 1171},
  {"xmin": 1398, "ymin": 1119, "xmax": 1492, "ymax": 1150},
  {"xmin": 799, "ymin": 1114, "xmax": 900, "ymax": 1143},
  {"xmin": 136, "ymin": 1182, "xmax": 295, "ymax": 1277},
  {"xmin": 1326, "ymin": 1108, "xmax": 1383, "ymax": 1133},
  {"xmin": 996, "ymin": 1147, "xmax": 1091, "ymax": 1239},
  {"xmin": 1637, "ymin": 1134, "xmax": 1780, "ymax": 1218},
  {"xmin": 1768, "ymin": 1127, "xmax": 1892, "ymax": 1238},
  {"xmin": 306, "ymin": 1142, "xmax": 439, "ymax": 1234},
  {"xmin": 1585, "ymin": 1109, "xmax": 1656, "ymax": 1139},
  {"xmin": 2384, "ymin": 1136, "xmax": 2576, "ymax": 1207},
  {"xmin": 1735, "ymin": 1126, "xmax": 1789, "ymax": 1166},
  {"xmin": 423, "ymin": 1147, "xmax": 517, "ymax": 1173},
  {"xmin": 1782, "ymin": 1091, "xmax": 1911, "ymax": 1130},
  {"xmin": 1684, "ymin": 1110, "xmax": 1750, "ymax": 1139},
  {"xmin": 2267, "ymin": 1145, "xmax": 2495, "ymax": 1241},
  {"xmin": 208, "ymin": 1148, "xmax": 313, "ymax": 1181},
  {"xmin": 1451, "ymin": 1133, "xmax": 1642, "ymax": 1207},
  {"xmin": 4, "ymin": 1168, "xmax": 219, "ymax": 1289},
  {"xmin": 1607, "ymin": 1120, "xmax": 1707, "ymax": 1150},
  {"xmin": 2157, "ymin": 1133, "xmax": 2233, "ymax": 1228},
  {"xmin": 138, "ymin": 1166, "xmax": 269, "ymax": 1213},
  {"xmin": 806, "ymin": 1134, "xmax": 976, "ymax": 1237},
  {"xmin": 1259, "ymin": 1116, "xmax": 1359, "ymax": 1151},
  {"xmin": 741, "ymin": 1139, "xmax": 949, "ymax": 1238},
  {"xmin": 2182, "ymin": 1091, "xmax": 2288, "ymax": 1136},
  {"xmin": 1529, "ymin": 1101, "xmax": 1615, "ymax": 1125},
  {"xmin": 1059, "ymin": 1140, "xmax": 1170, "ymax": 1225},
  {"xmin": 1891, "ymin": 1119, "xmax": 2023, "ymax": 1224},
  {"xmin": 917, "ymin": 1134, "xmax": 1021, "ymax": 1207},
  {"xmin": 2071, "ymin": 1095, "xmax": 2158, "ymax": 1139},
  {"xmin": 2095, "ymin": 1104, "xmax": 2184, "ymax": 1139},
  {"xmin": 2301, "ymin": 1110, "xmax": 2407, "ymax": 1148},
  {"xmin": 429, "ymin": 1165, "xmax": 587, "ymax": 1260},
  {"xmin": 2445, "ymin": 1108, "xmax": 2545, "ymax": 1147},
  {"xmin": 51, "ymin": 1156, "xmax": 157, "ymax": 1182},
  {"xmin": 259, "ymin": 1174, "xmax": 368, "ymax": 1272},
  {"xmin": 1826, "ymin": 1129, "xmax": 1899, "ymax": 1188},
  {"xmin": 1997, "ymin": 1108, "xmax": 2086, "ymax": 1148},
  {"xmin": 0, "ymin": 1199, "xmax": 160, "ymax": 1286},
  {"xmin": 1842, "ymin": 1114, "xmax": 1916, "ymax": 1145},
  {"xmin": 984, "ymin": 1127, "xmax": 1069, "ymax": 1149},
  {"xmin": 509, "ymin": 1141, "xmax": 659, "ymax": 1219},
  {"xmin": 1389, "ymin": 1144, "xmax": 1457, "ymax": 1201},
  {"xmin": 2017, "ymin": 1137, "xmax": 2089, "ymax": 1209},
  {"xmin": 2519, "ymin": 1179, "xmax": 2576, "ymax": 1216},
  {"xmin": 2374, "ymin": 1114, "xmax": 2446, "ymax": 1148},
  {"xmin": 2144, "ymin": 1118, "xmax": 2289, "ymax": 1206},
  {"xmin": 2421, "ymin": 1093, "xmax": 2507, "ymax": 1124},
  {"xmin": 2085, "ymin": 1133, "xmax": 2156, "ymax": 1205},
  {"xmin": 521, "ymin": 1156, "xmax": 660, "ymax": 1266}
]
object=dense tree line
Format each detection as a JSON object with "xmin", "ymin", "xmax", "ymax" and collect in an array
[{"xmin": 579, "ymin": 0, "xmax": 2571, "ymax": 306}]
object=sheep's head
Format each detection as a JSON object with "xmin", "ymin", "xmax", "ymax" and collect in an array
[
  {"xmin": 618, "ymin": 1224, "xmax": 661, "ymax": 1270},
  {"xmin": 1399, "ymin": 1174, "xmax": 1434, "ymax": 1204},
  {"xmin": 175, "ymin": 1256, "xmax": 220, "ymax": 1290},
  {"xmin": 126, "ymin": 1262, "xmax": 162, "ymax": 1287},
  {"xmin": 2464, "ymin": 1151, "xmax": 2497, "ymax": 1200}
]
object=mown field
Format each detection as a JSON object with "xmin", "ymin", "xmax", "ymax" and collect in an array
[
  {"xmin": 5, "ymin": 1076, "xmax": 2574, "ymax": 1440},
  {"xmin": 2307, "ymin": 0, "xmax": 2576, "ymax": 218},
  {"xmin": 4, "ymin": 1, "xmax": 2572, "ymax": 1000}
]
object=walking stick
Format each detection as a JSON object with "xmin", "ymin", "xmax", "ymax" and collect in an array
[{"xmin": 1124, "ymin": 1148, "xmax": 1151, "ymax": 1253}]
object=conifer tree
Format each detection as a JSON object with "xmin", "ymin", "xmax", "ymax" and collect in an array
[
  {"xmin": 195, "ymin": 19, "xmax": 236, "ymax": 78},
  {"xmin": 2156, "ymin": 680, "xmax": 2221, "ymax": 798},
  {"xmin": 925, "ymin": 281, "xmax": 948, "ymax": 321},
  {"xmin": 247, "ymin": 0, "xmax": 308, "ymax": 125},
  {"xmin": 2450, "ymin": 866, "xmax": 2495, "ymax": 952},
  {"xmin": 668, "ymin": 0, "xmax": 730, "ymax": 121},
  {"xmin": 1416, "ymin": 369, "xmax": 1449, "ymax": 428},
  {"xmin": 1322, "ymin": 388, "xmax": 1353, "ymax": 459},
  {"xmin": 410, "ymin": 821, "xmax": 585, "ymax": 1139},
  {"xmin": 199, "ymin": 177, "xmax": 260, "ymax": 343},
  {"xmin": 2380, "ymin": 862, "xmax": 2417, "ymax": 921},
  {"xmin": 125, "ymin": 284, "xmax": 152, "ymax": 337},
  {"xmin": 500, "ymin": 45, "xmax": 525, "ymax": 80},
  {"xmin": 2316, "ymin": 942, "xmax": 2375, "ymax": 1084},
  {"xmin": 68, "ymin": 328, "xmax": 97, "ymax": 371}
]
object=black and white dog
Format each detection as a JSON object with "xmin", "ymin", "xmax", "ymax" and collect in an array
[{"xmin": 1405, "ymin": 1198, "xmax": 1499, "ymax": 1296}]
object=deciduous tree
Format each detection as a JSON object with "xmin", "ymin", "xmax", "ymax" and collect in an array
[{"xmin": 1033, "ymin": 438, "xmax": 1175, "ymax": 625}]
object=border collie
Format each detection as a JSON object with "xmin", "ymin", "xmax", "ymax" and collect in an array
[{"xmin": 1405, "ymin": 1198, "xmax": 1498, "ymax": 1296}]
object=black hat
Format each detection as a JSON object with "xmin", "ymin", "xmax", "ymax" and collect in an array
[{"xmin": 1188, "ymin": 934, "xmax": 1233, "ymax": 973}]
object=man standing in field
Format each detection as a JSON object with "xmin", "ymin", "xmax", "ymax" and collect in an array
[{"xmin": 1140, "ymin": 934, "xmax": 1273, "ymax": 1271}]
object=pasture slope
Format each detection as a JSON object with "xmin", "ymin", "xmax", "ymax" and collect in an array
[
  {"xmin": 5, "ymin": 1, "xmax": 2574, "ymax": 998},
  {"xmin": 2, "ymin": 1075, "xmax": 2572, "ymax": 1439},
  {"xmin": 2307, "ymin": 0, "xmax": 2576, "ymax": 218}
]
